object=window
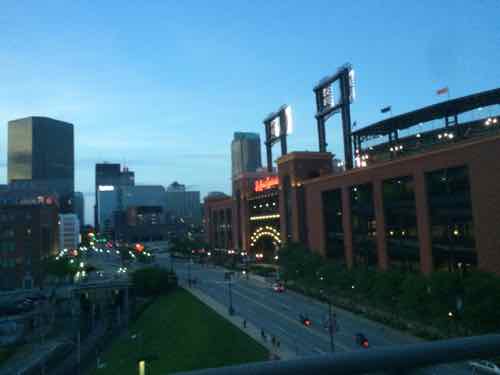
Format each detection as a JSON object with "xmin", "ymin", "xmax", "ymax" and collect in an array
[
  {"xmin": 383, "ymin": 176, "xmax": 419, "ymax": 271},
  {"xmin": 426, "ymin": 166, "xmax": 476, "ymax": 272},
  {"xmin": 351, "ymin": 183, "xmax": 377, "ymax": 266},
  {"xmin": 322, "ymin": 189, "xmax": 345, "ymax": 261}
]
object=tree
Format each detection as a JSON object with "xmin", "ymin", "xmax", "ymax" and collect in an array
[
  {"xmin": 372, "ymin": 270, "xmax": 404, "ymax": 310},
  {"xmin": 131, "ymin": 267, "xmax": 177, "ymax": 297},
  {"xmin": 462, "ymin": 271, "xmax": 500, "ymax": 334},
  {"xmin": 427, "ymin": 271, "xmax": 462, "ymax": 321},
  {"xmin": 399, "ymin": 273, "xmax": 431, "ymax": 320},
  {"xmin": 43, "ymin": 257, "xmax": 76, "ymax": 278},
  {"xmin": 279, "ymin": 242, "xmax": 323, "ymax": 282}
]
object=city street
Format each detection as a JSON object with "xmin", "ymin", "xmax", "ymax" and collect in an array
[{"xmin": 162, "ymin": 256, "xmax": 470, "ymax": 375}]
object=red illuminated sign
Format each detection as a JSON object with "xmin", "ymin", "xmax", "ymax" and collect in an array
[{"xmin": 254, "ymin": 176, "xmax": 279, "ymax": 192}]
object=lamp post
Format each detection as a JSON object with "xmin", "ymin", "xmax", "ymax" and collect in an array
[
  {"xmin": 327, "ymin": 299, "xmax": 335, "ymax": 352},
  {"xmin": 319, "ymin": 286, "xmax": 335, "ymax": 353},
  {"xmin": 226, "ymin": 272, "xmax": 235, "ymax": 315},
  {"xmin": 188, "ymin": 253, "xmax": 192, "ymax": 287}
]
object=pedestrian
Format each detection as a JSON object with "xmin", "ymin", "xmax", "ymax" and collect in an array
[
  {"xmin": 276, "ymin": 339, "xmax": 280, "ymax": 348},
  {"xmin": 261, "ymin": 329, "xmax": 266, "ymax": 341},
  {"xmin": 271, "ymin": 336, "xmax": 276, "ymax": 346},
  {"xmin": 243, "ymin": 319, "xmax": 247, "ymax": 329}
]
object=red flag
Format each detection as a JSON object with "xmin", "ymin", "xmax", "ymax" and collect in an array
[{"xmin": 436, "ymin": 87, "xmax": 449, "ymax": 95}]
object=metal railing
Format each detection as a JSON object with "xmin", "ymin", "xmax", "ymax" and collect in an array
[{"xmin": 173, "ymin": 334, "xmax": 500, "ymax": 375}]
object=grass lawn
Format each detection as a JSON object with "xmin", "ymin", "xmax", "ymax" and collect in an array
[
  {"xmin": 88, "ymin": 288, "xmax": 268, "ymax": 375},
  {"xmin": 0, "ymin": 347, "xmax": 16, "ymax": 366}
]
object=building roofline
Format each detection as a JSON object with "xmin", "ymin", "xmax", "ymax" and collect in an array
[
  {"xmin": 352, "ymin": 87, "xmax": 500, "ymax": 137},
  {"xmin": 303, "ymin": 132, "xmax": 500, "ymax": 186}
]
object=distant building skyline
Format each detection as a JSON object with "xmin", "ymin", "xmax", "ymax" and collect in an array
[
  {"xmin": 58, "ymin": 213, "xmax": 80, "ymax": 250},
  {"xmin": 7, "ymin": 116, "xmax": 74, "ymax": 212},
  {"xmin": 165, "ymin": 182, "xmax": 201, "ymax": 224},
  {"xmin": 94, "ymin": 163, "xmax": 134, "ymax": 230},
  {"xmin": 73, "ymin": 191, "xmax": 85, "ymax": 228},
  {"xmin": 231, "ymin": 132, "xmax": 262, "ymax": 181}
]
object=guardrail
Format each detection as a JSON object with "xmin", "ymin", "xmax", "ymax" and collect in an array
[{"xmin": 173, "ymin": 334, "xmax": 500, "ymax": 375}]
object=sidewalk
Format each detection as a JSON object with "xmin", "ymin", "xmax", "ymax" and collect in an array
[{"xmin": 182, "ymin": 283, "xmax": 295, "ymax": 360}]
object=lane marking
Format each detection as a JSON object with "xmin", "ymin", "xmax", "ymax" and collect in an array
[
  {"xmin": 232, "ymin": 281, "xmax": 352, "ymax": 341},
  {"xmin": 230, "ymin": 287, "xmax": 350, "ymax": 351}
]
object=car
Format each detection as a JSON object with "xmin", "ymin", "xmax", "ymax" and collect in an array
[
  {"xmin": 469, "ymin": 360, "xmax": 500, "ymax": 374},
  {"xmin": 272, "ymin": 282, "xmax": 285, "ymax": 292},
  {"xmin": 299, "ymin": 314, "xmax": 312, "ymax": 327},
  {"xmin": 355, "ymin": 333, "xmax": 369, "ymax": 348}
]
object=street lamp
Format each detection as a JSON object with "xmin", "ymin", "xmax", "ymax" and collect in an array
[
  {"xmin": 188, "ymin": 254, "xmax": 192, "ymax": 287},
  {"xmin": 319, "ymin": 286, "xmax": 335, "ymax": 353},
  {"xmin": 225, "ymin": 272, "xmax": 235, "ymax": 315}
]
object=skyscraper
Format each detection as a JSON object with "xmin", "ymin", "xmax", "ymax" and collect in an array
[
  {"xmin": 165, "ymin": 182, "xmax": 201, "ymax": 223},
  {"xmin": 73, "ymin": 192, "xmax": 85, "ymax": 227},
  {"xmin": 231, "ymin": 132, "xmax": 262, "ymax": 180},
  {"xmin": 8, "ymin": 116, "xmax": 74, "ymax": 211},
  {"xmin": 94, "ymin": 163, "xmax": 134, "ymax": 229},
  {"xmin": 59, "ymin": 213, "xmax": 80, "ymax": 250}
]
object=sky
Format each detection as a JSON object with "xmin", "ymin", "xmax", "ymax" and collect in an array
[{"xmin": 0, "ymin": 1, "xmax": 499, "ymax": 225}]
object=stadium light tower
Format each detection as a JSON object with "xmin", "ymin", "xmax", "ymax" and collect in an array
[
  {"xmin": 263, "ymin": 105, "xmax": 293, "ymax": 172},
  {"xmin": 313, "ymin": 64, "xmax": 356, "ymax": 169}
]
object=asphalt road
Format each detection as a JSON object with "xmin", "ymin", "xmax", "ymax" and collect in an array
[{"xmin": 162, "ymin": 256, "xmax": 471, "ymax": 375}]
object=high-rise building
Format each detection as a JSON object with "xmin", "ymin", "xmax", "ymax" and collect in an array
[
  {"xmin": 165, "ymin": 182, "xmax": 201, "ymax": 223},
  {"xmin": 120, "ymin": 185, "xmax": 166, "ymax": 211},
  {"xmin": 58, "ymin": 213, "xmax": 80, "ymax": 250},
  {"xmin": 7, "ymin": 116, "xmax": 74, "ymax": 211},
  {"xmin": 231, "ymin": 132, "xmax": 262, "ymax": 180},
  {"xmin": 96, "ymin": 185, "xmax": 119, "ymax": 236},
  {"xmin": 0, "ymin": 203, "xmax": 59, "ymax": 290},
  {"xmin": 94, "ymin": 163, "xmax": 134, "ymax": 229},
  {"xmin": 114, "ymin": 185, "xmax": 168, "ymax": 242},
  {"xmin": 73, "ymin": 192, "xmax": 85, "ymax": 227}
]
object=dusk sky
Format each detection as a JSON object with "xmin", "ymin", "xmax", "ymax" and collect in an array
[{"xmin": 0, "ymin": 1, "xmax": 498, "ymax": 224}]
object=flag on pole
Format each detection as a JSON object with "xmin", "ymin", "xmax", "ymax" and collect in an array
[
  {"xmin": 381, "ymin": 106, "xmax": 392, "ymax": 114},
  {"xmin": 436, "ymin": 87, "xmax": 449, "ymax": 96}
]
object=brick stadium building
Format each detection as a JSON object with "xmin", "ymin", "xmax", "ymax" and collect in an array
[{"xmin": 204, "ymin": 87, "xmax": 500, "ymax": 275}]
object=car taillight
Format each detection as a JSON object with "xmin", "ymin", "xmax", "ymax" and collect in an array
[
  {"xmin": 305, "ymin": 320, "xmax": 311, "ymax": 326},
  {"xmin": 362, "ymin": 340, "xmax": 369, "ymax": 348}
]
